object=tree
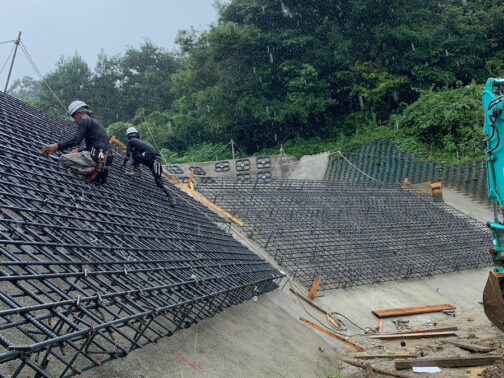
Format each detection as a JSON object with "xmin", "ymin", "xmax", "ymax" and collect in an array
[
  {"xmin": 117, "ymin": 41, "xmax": 180, "ymax": 120},
  {"xmin": 393, "ymin": 84, "xmax": 484, "ymax": 161},
  {"xmin": 38, "ymin": 53, "xmax": 92, "ymax": 117},
  {"xmin": 8, "ymin": 76, "xmax": 43, "ymax": 104},
  {"xmin": 87, "ymin": 51, "xmax": 122, "ymax": 125}
]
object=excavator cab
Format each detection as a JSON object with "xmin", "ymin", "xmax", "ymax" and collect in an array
[{"xmin": 482, "ymin": 78, "xmax": 504, "ymax": 330}]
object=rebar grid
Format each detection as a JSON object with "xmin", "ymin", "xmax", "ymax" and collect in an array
[
  {"xmin": 0, "ymin": 92, "xmax": 283, "ymax": 377},
  {"xmin": 325, "ymin": 142, "xmax": 490, "ymax": 203},
  {"xmin": 198, "ymin": 179, "xmax": 492, "ymax": 290}
]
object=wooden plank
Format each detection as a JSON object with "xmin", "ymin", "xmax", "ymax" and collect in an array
[
  {"xmin": 299, "ymin": 317, "xmax": 364, "ymax": 352},
  {"xmin": 445, "ymin": 341, "xmax": 497, "ymax": 353},
  {"xmin": 187, "ymin": 170, "xmax": 195, "ymax": 190},
  {"xmin": 395, "ymin": 356, "xmax": 499, "ymax": 370},
  {"xmin": 413, "ymin": 327, "xmax": 458, "ymax": 333},
  {"xmin": 349, "ymin": 353, "xmax": 417, "ymax": 360},
  {"xmin": 162, "ymin": 171, "xmax": 245, "ymax": 227},
  {"xmin": 466, "ymin": 367, "xmax": 487, "ymax": 378},
  {"xmin": 289, "ymin": 288, "xmax": 327, "ymax": 315},
  {"xmin": 373, "ymin": 304, "xmax": 456, "ymax": 318},
  {"xmin": 391, "ymin": 327, "xmax": 458, "ymax": 335},
  {"xmin": 342, "ymin": 359, "xmax": 408, "ymax": 378},
  {"xmin": 378, "ymin": 319, "xmax": 384, "ymax": 334},
  {"xmin": 370, "ymin": 331, "xmax": 456, "ymax": 340},
  {"xmin": 308, "ymin": 277, "xmax": 322, "ymax": 300},
  {"xmin": 366, "ymin": 363, "xmax": 375, "ymax": 378}
]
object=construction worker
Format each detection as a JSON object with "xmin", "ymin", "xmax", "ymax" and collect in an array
[
  {"xmin": 123, "ymin": 127, "xmax": 176, "ymax": 207},
  {"xmin": 42, "ymin": 101, "xmax": 113, "ymax": 184}
]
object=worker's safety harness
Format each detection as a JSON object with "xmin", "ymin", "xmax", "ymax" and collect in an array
[
  {"xmin": 89, "ymin": 148, "xmax": 110, "ymax": 182},
  {"xmin": 152, "ymin": 156, "xmax": 162, "ymax": 180}
]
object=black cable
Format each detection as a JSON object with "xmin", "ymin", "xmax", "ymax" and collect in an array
[
  {"xmin": 488, "ymin": 114, "xmax": 501, "ymax": 154},
  {"xmin": 485, "ymin": 121, "xmax": 496, "ymax": 143},
  {"xmin": 488, "ymin": 92, "xmax": 504, "ymax": 111}
]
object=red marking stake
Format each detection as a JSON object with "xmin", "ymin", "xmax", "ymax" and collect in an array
[
  {"xmin": 177, "ymin": 353, "xmax": 200, "ymax": 372},
  {"xmin": 227, "ymin": 317, "xmax": 238, "ymax": 326}
]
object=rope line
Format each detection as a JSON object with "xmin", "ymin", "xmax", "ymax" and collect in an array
[
  {"xmin": 0, "ymin": 43, "xmax": 15, "ymax": 77},
  {"xmin": 335, "ymin": 150, "xmax": 380, "ymax": 181},
  {"xmin": 19, "ymin": 42, "xmax": 67, "ymax": 112}
]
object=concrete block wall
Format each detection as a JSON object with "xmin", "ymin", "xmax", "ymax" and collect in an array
[{"xmin": 164, "ymin": 154, "xmax": 299, "ymax": 183}]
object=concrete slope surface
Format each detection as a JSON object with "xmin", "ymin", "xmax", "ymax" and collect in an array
[
  {"xmin": 83, "ymin": 289, "xmax": 340, "ymax": 378},
  {"xmin": 288, "ymin": 152, "xmax": 330, "ymax": 180}
]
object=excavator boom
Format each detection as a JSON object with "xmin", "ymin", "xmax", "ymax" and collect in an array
[{"xmin": 482, "ymin": 78, "xmax": 504, "ymax": 330}]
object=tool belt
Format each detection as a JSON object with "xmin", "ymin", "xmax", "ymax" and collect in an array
[{"xmin": 90, "ymin": 148, "xmax": 109, "ymax": 173}]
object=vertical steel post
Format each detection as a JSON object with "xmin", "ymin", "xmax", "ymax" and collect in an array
[
  {"xmin": 231, "ymin": 138, "xmax": 236, "ymax": 180},
  {"xmin": 4, "ymin": 31, "xmax": 22, "ymax": 93}
]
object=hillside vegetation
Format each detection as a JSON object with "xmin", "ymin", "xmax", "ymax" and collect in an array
[{"xmin": 10, "ymin": 0, "xmax": 503, "ymax": 164}]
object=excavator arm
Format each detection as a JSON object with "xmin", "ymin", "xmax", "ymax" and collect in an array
[{"xmin": 482, "ymin": 78, "xmax": 504, "ymax": 331}]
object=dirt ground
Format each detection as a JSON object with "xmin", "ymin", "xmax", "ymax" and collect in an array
[{"xmin": 315, "ymin": 268, "xmax": 504, "ymax": 377}]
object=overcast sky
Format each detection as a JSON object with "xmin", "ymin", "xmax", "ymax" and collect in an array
[{"xmin": 0, "ymin": 0, "xmax": 221, "ymax": 86}]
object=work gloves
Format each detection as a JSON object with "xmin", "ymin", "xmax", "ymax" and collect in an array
[
  {"xmin": 41, "ymin": 143, "xmax": 58, "ymax": 156},
  {"xmin": 122, "ymin": 156, "xmax": 130, "ymax": 167}
]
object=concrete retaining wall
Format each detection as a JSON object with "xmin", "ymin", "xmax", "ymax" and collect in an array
[{"xmin": 164, "ymin": 154, "xmax": 298, "ymax": 182}]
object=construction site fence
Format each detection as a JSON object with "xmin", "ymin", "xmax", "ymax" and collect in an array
[{"xmin": 325, "ymin": 142, "xmax": 489, "ymax": 203}]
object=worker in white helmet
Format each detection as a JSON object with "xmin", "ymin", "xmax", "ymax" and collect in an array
[
  {"xmin": 123, "ymin": 127, "xmax": 176, "ymax": 206},
  {"xmin": 42, "ymin": 101, "xmax": 113, "ymax": 184}
]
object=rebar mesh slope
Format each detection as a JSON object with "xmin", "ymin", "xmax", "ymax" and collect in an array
[
  {"xmin": 0, "ymin": 92, "xmax": 283, "ymax": 377},
  {"xmin": 198, "ymin": 179, "xmax": 492, "ymax": 290}
]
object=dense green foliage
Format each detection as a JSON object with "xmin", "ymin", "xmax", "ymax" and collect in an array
[
  {"xmin": 392, "ymin": 84, "xmax": 485, "ymax": 164},
  {"xmin": 10, "ymin": 0, "xmax": 504, "ymax": 163}
]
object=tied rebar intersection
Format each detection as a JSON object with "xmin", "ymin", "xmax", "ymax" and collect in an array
[
  {"xmin": 0, "ymin": 92, "xmax": 283, "ymax": 377},
  {"xmin": 198, "ymin": 179, "xmax": 492, "ymax": 290}
]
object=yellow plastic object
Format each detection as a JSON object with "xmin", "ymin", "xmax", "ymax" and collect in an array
[
  {"xmin": 188, "ymin": 170, "xmax": 195, "ymax": 190},
  {"xmin": 109, "ymin": 136, "xmax": 127, "ymax": 153}
]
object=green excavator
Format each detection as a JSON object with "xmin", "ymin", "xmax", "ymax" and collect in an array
[{"xmin": 482, "ymin": 78, "xmax": 504, "ymax": 331}]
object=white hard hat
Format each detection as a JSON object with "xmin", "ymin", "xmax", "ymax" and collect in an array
[
  {"xmin": 68, "ymin": 100, "xmax": 88, "ymax": 116},
  {"xmin": 126, "ymin": 127, "xmax": 138, "ymax": 136}
]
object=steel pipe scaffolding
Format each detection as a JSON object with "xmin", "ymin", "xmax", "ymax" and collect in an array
[
  {"xmin": 198, "ymin": 179, "xmax": 492, "ymax": 290},
  {"xmin": 0, "ymin": 92, "xmax": 283, "ymax": 377}
]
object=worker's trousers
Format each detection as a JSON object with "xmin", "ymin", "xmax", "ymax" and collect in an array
[{"xmin": 132, "ymin": 153, "xmax": 173, "ymax": 199}]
